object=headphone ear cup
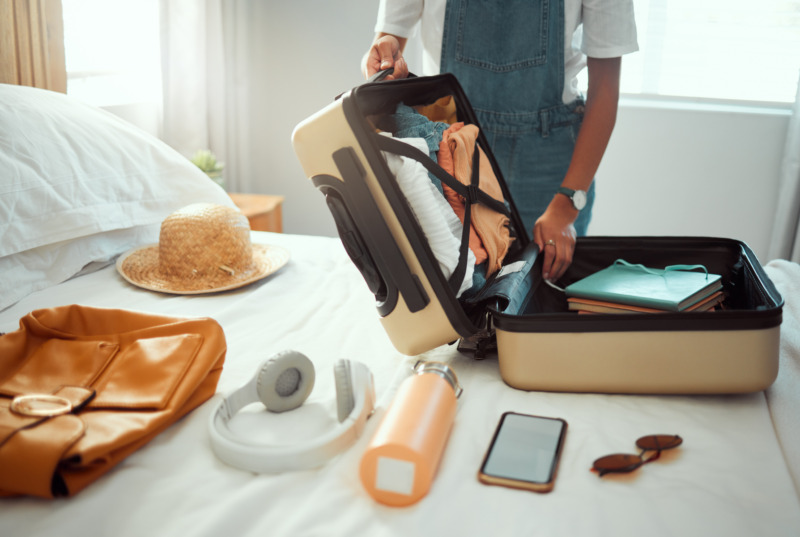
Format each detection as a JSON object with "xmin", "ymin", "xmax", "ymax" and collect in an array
[
  {"xmin": 333, "ymin": 359, "xmax": 356, "ymax": 422},
  {"xmin": 257, "ymin": 350, "xmax": 316, "ymax": 413}
]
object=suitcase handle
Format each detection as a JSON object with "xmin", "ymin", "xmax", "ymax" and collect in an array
[
  {"xmin": 367, "ymin": 68, "xmax": 394, "ymax": 83},
  {"xmin": 366, "ymin": 68, "xmax": 418, "ymax": 84}
]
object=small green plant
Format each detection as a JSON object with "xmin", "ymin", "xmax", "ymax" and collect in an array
[
  {"xmin": 190, "ymin": 149, "xmax": 224, "ymax": 174},
  {"xmin": 190, "ymin": 150, "xmax": 225, "ymax": 189}
]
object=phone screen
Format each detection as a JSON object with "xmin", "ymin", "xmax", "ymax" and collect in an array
[{"xmin": 478, "ymin": 412, "xmax": 567, "ymax": 492}]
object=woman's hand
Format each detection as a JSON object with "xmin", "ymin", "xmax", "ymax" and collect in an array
[
  {"xmin": 533, "ymin": 57, "xmax": 622, "ymax": 281},
  {"xmin": 532, "ymin": 195, "xmax": 578, "ymax": 282},
  {"xmin": 362, "ymin": 34, "xmax": 409, "ymax": 80}
]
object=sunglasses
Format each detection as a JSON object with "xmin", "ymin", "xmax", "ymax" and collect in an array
[{"xmin": 592, "ymin": 434, "xmax": 683, "ymax": 477}]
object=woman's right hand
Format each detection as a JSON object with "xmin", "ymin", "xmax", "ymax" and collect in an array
[{"xmin": 362, "ymin": 34, "xmax": 409, "ymax": 80}]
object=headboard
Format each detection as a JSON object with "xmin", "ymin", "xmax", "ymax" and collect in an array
[{"xmin": 0, "ymin": 0, "xmax": 66, "ymax": 92}]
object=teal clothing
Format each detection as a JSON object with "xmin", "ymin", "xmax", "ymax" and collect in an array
[{"xmin": 378, "ymin": 103, "xmax": 450, "ymax": 193}]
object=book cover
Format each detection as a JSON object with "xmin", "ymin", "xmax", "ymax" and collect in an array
[
  {"xmin": 567, "ymin": 291, "xmax": 724, "ymax": 314},
  {"xmin": 564, "ymin": 261, "xmax": 722, "ymax": 312}
]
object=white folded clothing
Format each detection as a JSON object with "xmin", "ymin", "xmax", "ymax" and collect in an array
[{"xmin": 381, "ymin": 135, "xmax": 475, "ymax": 297}]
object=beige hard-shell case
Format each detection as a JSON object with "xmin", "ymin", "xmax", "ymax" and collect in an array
[{"xmin": 292, "ymin": 73, "xmax": 782, "ymax": 394}]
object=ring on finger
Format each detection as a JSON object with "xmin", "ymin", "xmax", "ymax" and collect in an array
[{"xmin": 545, "ymin": 239, "xmax": 556, "ymax": 247}]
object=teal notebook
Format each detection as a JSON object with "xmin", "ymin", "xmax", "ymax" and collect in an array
[{"xmin": 564, "ymin": 260, "xmax": 723, "ymax": 312}]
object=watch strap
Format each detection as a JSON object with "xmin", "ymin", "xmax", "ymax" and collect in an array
[
  {"xmin": 556, "ymin": 186, "xmax": 577, "ymax": 199},
  {"xmin": 556, "ymin": 186, "xmax": 585, "ymax": 210}
]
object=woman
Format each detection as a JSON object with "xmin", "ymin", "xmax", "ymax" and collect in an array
[{"xmin": 363, "ymin": 0, "xmax": 638, "ymax": 281}]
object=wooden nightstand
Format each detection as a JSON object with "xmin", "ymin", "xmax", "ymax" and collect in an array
[{"xmin": 229, "ymin": 193, "xmax": 284, "ymax": 233}]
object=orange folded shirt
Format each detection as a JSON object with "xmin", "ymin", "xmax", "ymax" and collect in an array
[
  {"xmin": 438, "ymin": 123, "xmax": 511, "ymax": 276},
  {"xmin": 438, "ymin": 122, "xmax": 488, "ymax": 266}
]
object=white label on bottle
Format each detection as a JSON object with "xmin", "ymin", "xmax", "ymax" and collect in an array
[{"xmin": 375, "ymin": 457, "xmax": 415, "ymax": 495}]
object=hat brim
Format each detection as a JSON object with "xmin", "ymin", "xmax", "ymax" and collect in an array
[{"xmin": 116, "ymin": 243, "xmax": 290, "ymax": 295}]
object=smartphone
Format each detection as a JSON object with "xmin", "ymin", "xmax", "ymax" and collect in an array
[{"xmin": 478, "ymin": 412, "xmax": 567, "ymax": 493}]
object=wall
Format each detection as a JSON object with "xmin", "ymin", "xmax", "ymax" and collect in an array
[
  {"xmin": 247, "ymin": 1, "xmax": 791, "ymax": 263},
  {"xmin": 248, "ymin": 0, "xmax": 378, "ymax": 241},
  {"xmin": 591, "ymin": 100, "xmax": 790, "ymax": 263}
]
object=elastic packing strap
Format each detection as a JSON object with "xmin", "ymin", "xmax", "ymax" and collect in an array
[
  {"xmin": 372, "ymin": 134, "xmax": 510, "ymax": 216},
  {"xmin": 545, "ymin": 259, "xmax": 712, "ymax": 294},
  {"xmin": 613, "ymin": 259, "xmax": 710, "ymax": 279},
  {"xmin": 374, "ymin": 133, "xmax": 501, "ymax": 295},
  {"xmin": 446, "ymin": 142, "xmax": 481, "ymax": 294}
]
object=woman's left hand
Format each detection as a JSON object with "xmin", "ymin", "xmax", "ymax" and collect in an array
[{"xmin": 533, "ymin": 196, "xmax": 578, "ymax": 281}]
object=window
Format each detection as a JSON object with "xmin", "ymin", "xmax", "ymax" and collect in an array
[
  {"xmin": 62, "ymin": 0, "xmax": 161, "ymax": 107},
  {"xmin": 585, "ymin": 0, "xmax": 800, "ymax": 105}
]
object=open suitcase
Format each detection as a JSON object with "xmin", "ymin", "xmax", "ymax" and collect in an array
[{"xmin": 292, "ymin": 72, "xmax": 783, "ymax": 394}]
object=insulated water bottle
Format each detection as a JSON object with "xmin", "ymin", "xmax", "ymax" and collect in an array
[{"xmin": 359, "ymin": 361, "xmax": 462, "ymax": 506}]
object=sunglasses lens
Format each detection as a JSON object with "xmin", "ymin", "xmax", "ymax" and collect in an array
[
  {"xmin": 593, "ymin": 453, "xmax": 643, "ymax": 474},
  {"xmin": 636, "ymin": 434, "xmax": 683, "ymax": 451}
]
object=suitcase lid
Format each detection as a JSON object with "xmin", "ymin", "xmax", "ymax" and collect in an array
[{"xmin": 338, "ymin": 72, "xmax": 532, "ymax": 344}]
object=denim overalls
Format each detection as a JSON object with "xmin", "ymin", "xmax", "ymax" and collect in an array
[{"xmin": 439, "ymin": 0, "xmax": 594, "ymax": 236}]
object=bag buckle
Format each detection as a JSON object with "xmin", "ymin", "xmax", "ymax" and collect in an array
[{"xmin": 10, "ymin": 394, "xmax": 74, "ymax": 417}]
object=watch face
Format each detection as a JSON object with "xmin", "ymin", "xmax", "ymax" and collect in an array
[{"xmin": 572, "ymin": 190, "xmax": 587, "ymax": 210}]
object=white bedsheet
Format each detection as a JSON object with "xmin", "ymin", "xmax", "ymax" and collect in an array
[
  {"xmin": 1, "ymin": 232, "xmax": 799, "ymax": 537},
  {"xmin": 765, "ymin": 259, "xmax": 800, "ymax": 496}
]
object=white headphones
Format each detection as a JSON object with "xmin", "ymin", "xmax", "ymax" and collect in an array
[{"xmin": 208, "ymin": 350, "xmax": 375, "ymax": 473}]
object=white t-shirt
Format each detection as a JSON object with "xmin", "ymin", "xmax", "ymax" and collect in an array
[{"xmin": 375, "ymin": 0, "xmax": 639, "ymax": 104}]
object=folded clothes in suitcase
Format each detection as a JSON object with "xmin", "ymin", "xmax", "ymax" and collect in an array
[{"xmin": 292, "ymin": 72, "xmax": 783, "ymax": 394}]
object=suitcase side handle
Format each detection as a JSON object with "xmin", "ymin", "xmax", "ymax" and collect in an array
[
  {"xmin": 324, "ymin": 147, "xmax": 430, "ymax": 315},
  {"xmin": 324, "ymin": 188, "xmax": 387, "ymax": 300}
]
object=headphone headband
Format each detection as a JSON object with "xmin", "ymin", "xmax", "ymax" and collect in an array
[{"xmin": 209, "ymin": 352, "xmax": 375, "ymax": 473}]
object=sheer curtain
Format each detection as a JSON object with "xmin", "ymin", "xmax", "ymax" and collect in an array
[
  {"xmin": 768, "ymin": 73, "xmax": 800, "ymax": 263},
  {"xmin": 159, "ymin": 0, "xmax": 254, "ymax": 193}
]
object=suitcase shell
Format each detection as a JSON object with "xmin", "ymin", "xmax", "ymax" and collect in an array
[{"xmin": 292, "ymin": 73, "xmax": 783, "ymax": 394}]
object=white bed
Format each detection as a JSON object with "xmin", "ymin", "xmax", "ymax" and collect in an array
[{"xmin": 2, "ymin": 83, "xmax": 800, "ymax": 537}]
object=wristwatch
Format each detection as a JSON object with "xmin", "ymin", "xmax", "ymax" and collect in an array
[{"xmin": 556, "ymin": 186, "xmax": 587, "ymax": 211}]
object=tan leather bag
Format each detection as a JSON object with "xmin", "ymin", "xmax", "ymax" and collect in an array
[{"xmin": 0, "ymin": 305, "xmax": 226, "ymax": 498}]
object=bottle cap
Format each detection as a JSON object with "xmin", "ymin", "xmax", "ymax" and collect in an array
[{"xmin": 413, "ymin": 361, "xmax": 463, "ymax": 398}]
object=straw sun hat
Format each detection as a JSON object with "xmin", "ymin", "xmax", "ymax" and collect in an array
[{"xmin": 117, "ymin": 203, "xmax": 289, "ymax": 294}]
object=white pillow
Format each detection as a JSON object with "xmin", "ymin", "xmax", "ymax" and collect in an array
[{"xmin": 0, "ymin": 84, "xmax": 236, "ymax": 310}]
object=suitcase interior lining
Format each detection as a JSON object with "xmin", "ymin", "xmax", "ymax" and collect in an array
[{"xmin": 487, "ymin": 236, "xmax": 784, "ymax": 334}]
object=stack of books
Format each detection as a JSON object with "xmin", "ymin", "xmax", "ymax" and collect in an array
[{"xmin": 564, "ymin": 261, "xmax": 724, "ymax": 314}]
